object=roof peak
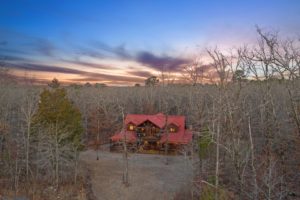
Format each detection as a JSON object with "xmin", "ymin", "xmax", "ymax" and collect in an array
[{"xmin": 126, "ymin": 113, "xmax": 185, "ymax": 118}]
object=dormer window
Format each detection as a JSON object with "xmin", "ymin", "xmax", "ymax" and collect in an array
[
  {"xmin": 128, "ymin": 124, "xmax": 135, "ymax": 131},
  {"xmin": 169, "ymin": 127, "xmax": 176, "ymax": 133},
  {"xmin": 167, "ymin": 123, "xmax": 178, "ymax": 133}
]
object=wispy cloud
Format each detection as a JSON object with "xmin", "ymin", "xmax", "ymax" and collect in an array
[
  {"xmin": 0, "ymin": 28, "xmax": 58, "ymax": 58},
  {"xmin": 135, "ymin": 51, "xmax": 190, "ymax": 71},
  {"xmin": 34, "ymin": 39, "xmax": 56, "ymax": 57},
  {"xmin": 61, "ymin": 59, "xmax": 112, "ymax": 70},
  {"xmin": 77, "ymin": 41, "xmax": 191, "ymax": 71},
  {"xmin": 127, "ymin": 70, "xmax": 153, "ymax": 78},
  {"xmin": 67, "ymin": 74, "xmax": 143, "ymax": 83},
  {"xmin": 1, "ymin": 28, "xmax": 193, "ymax": 84},
  {"xmin": 91, "ymin": 41, "xmax": 132, "ymax": 59},
  {"xmin": 8, "ymin": 62, "xmax": 83, "ymax": 74},
  {"xmin": 74, "ymin": 46, "xmax": 105, "ymax": 59},
  {"xmin": 6, "ymin": 61, "xmax": 144, "ymax": 84},
  {"xmin": 0, "ymin": 55, "xmax": 30, "ymax": 62}
]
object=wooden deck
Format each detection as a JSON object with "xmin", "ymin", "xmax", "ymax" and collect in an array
[{"xmin": 109, "ymin": 141, "xmax": 187, "ymax": 155}]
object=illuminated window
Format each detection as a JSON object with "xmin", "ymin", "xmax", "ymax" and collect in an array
[
  {"xmin": 128, "ymin": 124, "xmax": 134, "ymax": 131},
  {"xmin": 170, "ymin": 127, "xmax": 176, "ymax": 132}
]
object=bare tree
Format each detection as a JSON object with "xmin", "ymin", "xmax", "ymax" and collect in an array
[
  {"xmin": 20, "ymin": 89, "xmax": 38, "ymax": 181},
  {"xmin": 119, "ymin": 104, "xmax": 129, "ymax": 186},
  {"xmin": 182, "ymin": 59, "xmax": 205, "ymax": 85}
]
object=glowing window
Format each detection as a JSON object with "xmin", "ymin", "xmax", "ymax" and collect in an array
[
  {"xmin": 128, "ymin": 124, "xmax": 134, "ymax": 131},
  {"xmin": 170, "ymin": 127, "xmax": 176, "ymax": 132}
]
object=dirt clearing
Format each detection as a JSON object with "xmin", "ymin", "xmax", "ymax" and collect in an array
[{"xmin": 80, "ymin": 150, "xmax": 192, "ymax": 200}]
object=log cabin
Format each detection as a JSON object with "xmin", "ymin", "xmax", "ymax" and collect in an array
[{"xmin": 110, "ymin": 113, "xmax": 193, "ymax": 154}]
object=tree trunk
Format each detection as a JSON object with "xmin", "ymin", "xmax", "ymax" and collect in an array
[
  {"xmin": 215, "ymin": 118, "xmax": 220, "ymax": 200},
  {"xmin": 120, "ymin": 106, "xmax": 129, "ymax": 186},
  {"xmin": 164, "ymin": 114, "xmax": 169, "ymax": 165},
  {"xmin": 26, "ymin": 120, "xmax": 31, "ymax": 180},
  {"xmin": 248, "ymin": 116, "xmax": 258, "ymax": 200},
  {"xmin": 74, "ymin": 148, "xmax": 78, "ymax": 185},
  {"xmin": 55, "ymin": 121, "xmax": 59, "ymax": 189},
  {"xmin": 96, "ymin": 119, "xmax": 100, "ymax": 160},
  {"xmin": 122, "ymin": 131, "xmax": 129, "ymax": 185}
]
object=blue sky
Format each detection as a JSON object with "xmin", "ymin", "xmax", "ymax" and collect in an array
[{"xmin": 1, "ymin": 0, "xmax": 300, "ymax": 85}]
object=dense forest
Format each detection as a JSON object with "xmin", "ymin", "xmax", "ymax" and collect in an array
[{"xmin": 0, "ymin": 28, "xmax": 300, "ymax": 199}]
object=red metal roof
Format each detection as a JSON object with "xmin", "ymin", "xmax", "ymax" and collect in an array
[
  {"xmin": 124, "ymin": 113, "xmax": 185, "ymax": 129},
  {"xmin": 110, "ymin": 113, "xmax": 193, "ymax": 145}
]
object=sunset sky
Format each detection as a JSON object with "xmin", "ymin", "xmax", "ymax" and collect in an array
[{"xmin": 1, "ymin": 0, "xmax": 300, "ymax": 85}]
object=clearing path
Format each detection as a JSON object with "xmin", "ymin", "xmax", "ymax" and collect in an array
[{"xmin": 80, "ymin": 150, "xmax": 193, "ymax": 200}]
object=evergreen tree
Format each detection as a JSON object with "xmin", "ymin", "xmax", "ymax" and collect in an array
[
  {"xmin": 35, "ymin": 79, "xmax": 83, "ymax": 147},
  {"xmin": 34, "ymin": 78, "xmax": 83, "ymax": 187}
]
